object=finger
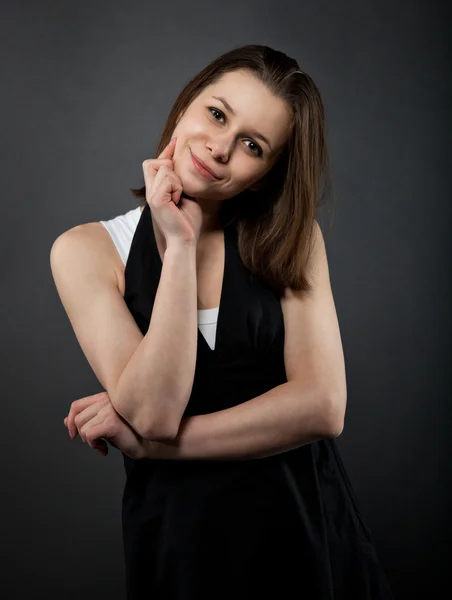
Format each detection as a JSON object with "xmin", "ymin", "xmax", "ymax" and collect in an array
[
  {"xmin": 83, "ymin": 429, "xmax": 108, "ymax": 455},
  {"xmin": 158, "ymin": 137, "xmax": 177, "ymax": 160},
  {"xmin": 149, "ymin": 168, "xmax": 177, "ymax": 205},
  {"xmin": 150, "ymin": 158, "xmax": 173, "ymax": 174},
  {"xmin": 142, "ymin": 158, "xmax": 173, "ymax": 199},
  {"xmin": 81, "ymin": 414, "xmax": 111, "ymax": 455},
  {"xmin": 153, "ymin": 165, "xmax": 182, "ymax": 194},
  {"xmin": 74, "ymin": 402, "xmax": 108, "ymax": 442},
  {"xmin": 64, "ymin": 416, "xmax": 74, "ymax": 438},
  {"xmin": 171, "ymin": 177, "xmax": 183, "ymax": 205},
  {"xmin": 79, "ymin": 411, "xmax": 104, "ymax": 445},
  {"xmin": 142, "ymin": 158, "xmax": 173, "ymax": 178},
  {"xmin": 67, "ymin": 392, "xmax": 107, "ymax": 439}
]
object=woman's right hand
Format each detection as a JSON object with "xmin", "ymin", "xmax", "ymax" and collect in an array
[{"xmin": 142, "ymin": 138, "xmax": 203, "ymax": 245}]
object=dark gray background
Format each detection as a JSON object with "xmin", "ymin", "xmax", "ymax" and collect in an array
[{"xmin": 1, "ymin": 0, "xmax": 450, "ymax": 598}]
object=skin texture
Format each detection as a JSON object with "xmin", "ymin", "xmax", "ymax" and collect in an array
[
  {"xmin": 60, "ymin": 68, "xmax": 346, "ymax": 460},
  {"xmin": 170, "ymin": 68, "xmax": 292, "ymax": 232}
]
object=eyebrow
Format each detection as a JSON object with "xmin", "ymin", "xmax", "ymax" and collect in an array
[{"xmin": 212, "ymin": 95, "xmax": 273, "ymax": 151}]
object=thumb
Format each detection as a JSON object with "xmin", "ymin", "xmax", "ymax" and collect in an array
[{"xmin": 158, "ymin": 137, "xmax": 177, "ymax": 160}]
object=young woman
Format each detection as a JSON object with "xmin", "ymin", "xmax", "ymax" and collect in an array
[{"xmin": 51, "ymin": 45, "xmax": 393, "ymax": 599}]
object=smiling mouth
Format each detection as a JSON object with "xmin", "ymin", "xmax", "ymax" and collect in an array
[{"xmin": 190, "ymin": 151, "xmax": 220, "ymax": 180}]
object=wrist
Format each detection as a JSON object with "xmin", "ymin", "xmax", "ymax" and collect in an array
[
  {"xmin": 138, "ymin": 437, "xmax": 182, "ymax": 460},
  {"xmin": 165, "ymin": 239, "xmax": 197, "ymax": 257}
]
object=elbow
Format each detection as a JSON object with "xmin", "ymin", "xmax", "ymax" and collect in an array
[
  {"xmin": 128, "ymin": 410, "xmax": 180, "ymax": 442},
  {"xmin": 325, "ymin": 417, "xmax": 344, "ymax": 439},
  {"xmin": 132, "ymin": 402, "xmax": 181, "ymax": 441},
  {"xmin": 319, "ymin": 391, "xmax": 347, "ymax": 439},
  {"xmin": 111, "ymin": 392, "xmax": 180, "ymax": 442},
  {"xmin": 139, "ymin": 416, "xmax": 179, "ymax": 442}
]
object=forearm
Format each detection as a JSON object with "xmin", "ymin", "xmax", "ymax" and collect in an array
[
  {"xmin": 142, "ymin": 381, "xmax": 343, "ymax": 460},
  {"xmin": 113, "ymin": 243, "xmax": 198, "ymax": 440}
]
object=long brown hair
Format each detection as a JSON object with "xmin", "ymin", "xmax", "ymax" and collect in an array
[{"xmin": 131, "ymin": 44, "xmax": 332, "ymax": 294}]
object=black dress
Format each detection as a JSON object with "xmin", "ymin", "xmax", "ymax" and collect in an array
[{"xmin": 121, "ymin": 204, "xmax": 393, "ymax": 599}]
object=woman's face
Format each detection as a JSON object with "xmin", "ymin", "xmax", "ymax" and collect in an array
[{"xmin": 171, "ymin": 69, "xmax": 292, "ymax": 201}]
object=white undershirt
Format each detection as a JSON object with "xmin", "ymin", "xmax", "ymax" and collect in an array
[{"xmin": 100, "ymin": 206, "xmax": 218, "ymax": 350}]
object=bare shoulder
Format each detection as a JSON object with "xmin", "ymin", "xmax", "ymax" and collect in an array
[
  {"xmin": 49, "ymin": 217, "xmax": 147, "ymax": 406},
  {"xmin": 50, "ymin": 220, "xmax": 126, "ymax": 295}
]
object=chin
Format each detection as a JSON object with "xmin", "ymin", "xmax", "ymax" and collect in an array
[
  {"xmin": 179, "ymin": 182, "xmax": 201, "ymax": 199},
  {"xmin": 176, "ymin": 171, "xmax": 207, "ymax": 198}
]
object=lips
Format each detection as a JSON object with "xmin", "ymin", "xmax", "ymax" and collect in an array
[{"xmin": 190, "ymin": 151, "xmax": 221, "ymax": 180}]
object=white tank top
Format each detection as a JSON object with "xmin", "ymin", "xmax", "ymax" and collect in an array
[{"xmin": 100, "ymin": 206, "xmax": 219, "ymax": 350}]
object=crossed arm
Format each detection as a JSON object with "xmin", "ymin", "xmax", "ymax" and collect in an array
[{"xmin": 53, "ymin": 221, "xmax": 346, "ymax": 461}]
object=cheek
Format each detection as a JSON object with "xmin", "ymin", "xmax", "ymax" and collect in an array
[
  {"xmin": 174, "ymin": 112, "xmax": 207, "ymax": 139},
  {"xmin": 232, "ymin": 161, "xmax": 265, "ymax": 187}
]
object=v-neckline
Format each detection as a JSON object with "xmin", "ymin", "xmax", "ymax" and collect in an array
[{"xmin": 148, "ymin": 208, "xmax": 229, "ymax": 353}]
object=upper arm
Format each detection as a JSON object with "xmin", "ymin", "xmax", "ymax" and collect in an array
[
  {"xmin": 281, "ymin": 221, "xmax": 347, "ymax": 434},
  {"xmin": 50, "ymin": 223, "xmax": 144, "ymax": 403}
]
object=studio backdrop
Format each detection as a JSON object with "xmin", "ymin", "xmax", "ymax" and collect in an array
[{"xmin": 1, "ymin": 1, "xmax": 449, "ymax": 598}]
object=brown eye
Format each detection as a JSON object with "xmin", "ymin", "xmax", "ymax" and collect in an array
[
  {"xmin": 209, "ymin": 107, "xmax": 225, "ymax": 123},
  {"xmin": 244, "ymin": 140, "xmax": 263, "ymax": 157}
]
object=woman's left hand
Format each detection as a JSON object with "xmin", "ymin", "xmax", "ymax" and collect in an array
[{"xmin": 64, "ymin": 391, "xmax": 148, "ymax": 460}]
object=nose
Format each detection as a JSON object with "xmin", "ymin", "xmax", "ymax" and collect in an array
[{"xmin": 205, "ymin": 134, "xmax": 234, "ymax": 163}]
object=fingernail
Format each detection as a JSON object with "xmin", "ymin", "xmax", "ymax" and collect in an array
[{"xmin": 68, "ymin": 430, "xmax": 73, "ymax": 439}]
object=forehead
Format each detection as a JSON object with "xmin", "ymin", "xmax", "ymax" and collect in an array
[{"xmin": 198, "ymin": 69, "xmax": 292, "ymax": 151}]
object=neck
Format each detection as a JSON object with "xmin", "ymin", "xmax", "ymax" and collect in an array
[{"xmin": 191, "ymin": 195, "xmax": 223, "ymax": 236}]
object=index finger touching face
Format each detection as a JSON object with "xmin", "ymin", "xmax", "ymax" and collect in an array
[{"xmin": 158, "ymin": 137, "xmax": 177, "ymax": 160}]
